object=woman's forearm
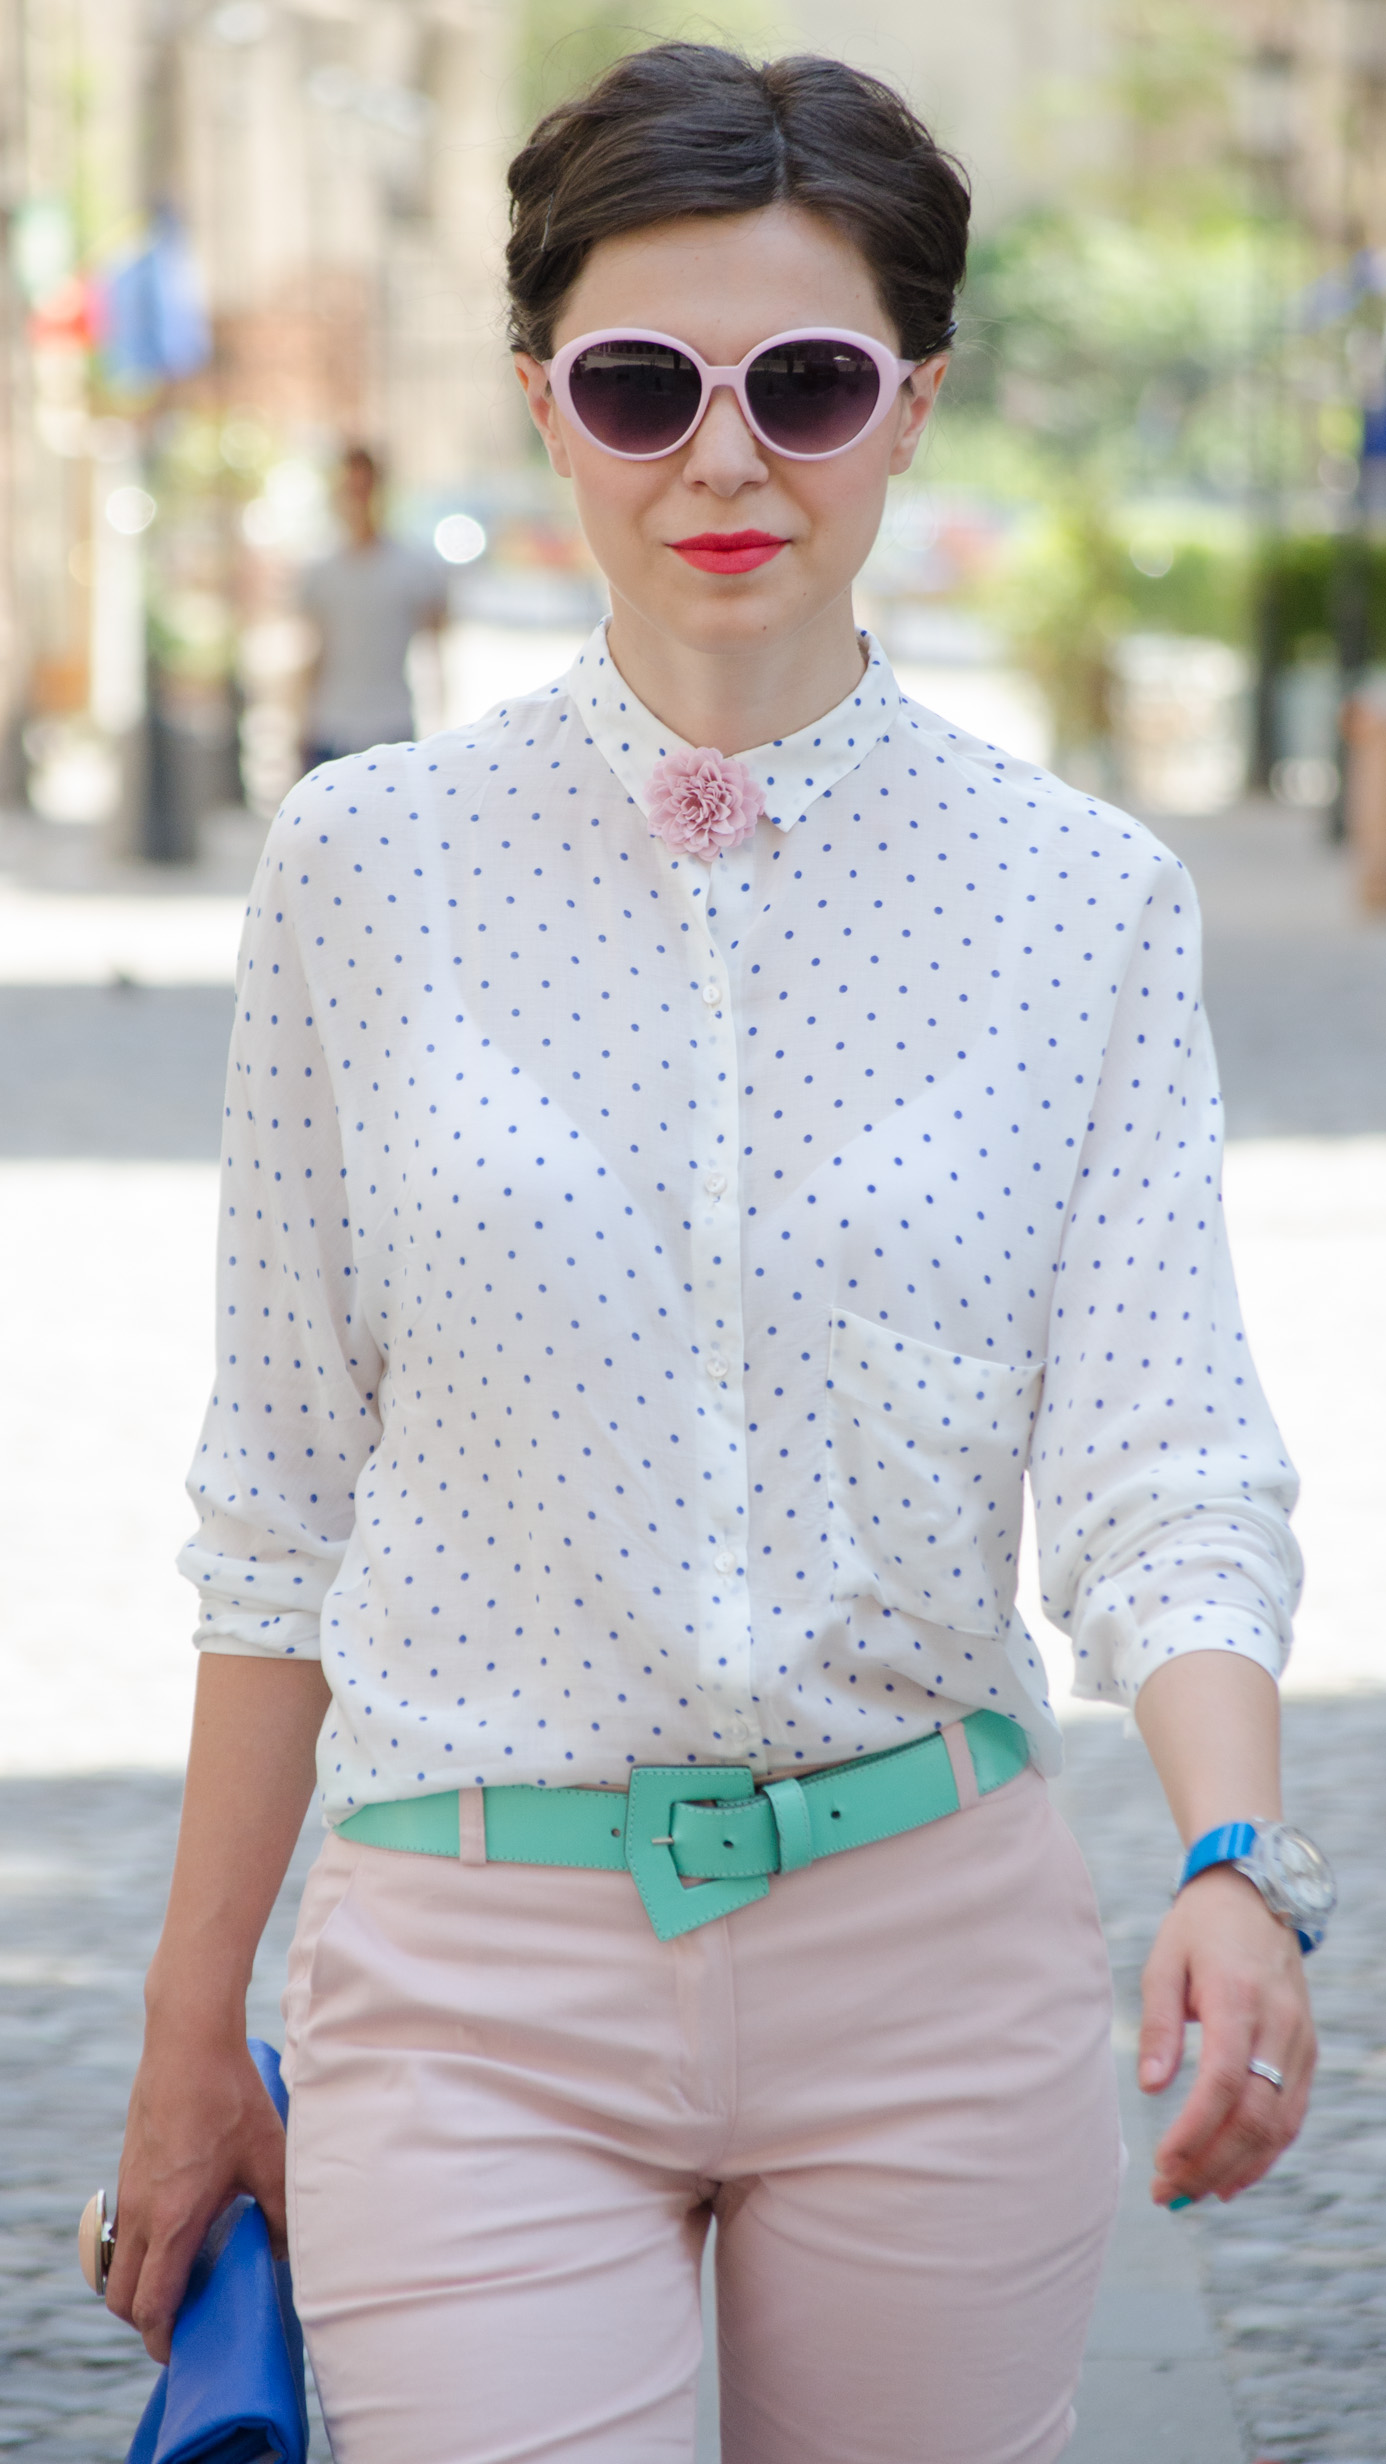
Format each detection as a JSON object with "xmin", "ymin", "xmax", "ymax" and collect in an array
[
  {"xmin": 144, "ymin": 1653, "xmax": 331, "ymax": 2032},
  {"xmin": 111, "ymin": 1653, "xmax": 331, "ymax": 2357},
  {"xmin": 1133, "ymin": 1648, "xmax": 1282, "ymax": 1846}
]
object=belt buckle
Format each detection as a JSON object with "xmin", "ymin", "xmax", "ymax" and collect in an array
[{"xmin": 625, "ymin": 1766, "xmax": 769, "ymax": 1942}]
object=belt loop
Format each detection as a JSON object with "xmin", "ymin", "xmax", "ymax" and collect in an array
[
  {"xmin": 941, "ymin": 1721, "xmax": 980, "ymax": 1813},
  {"xmin": 458, "ymin": 1788, "xmax": 488, "ymax": 1866},
  {"xmin": 764, "ymin": 1776, "xmax": 814, "ymax": 1874}
]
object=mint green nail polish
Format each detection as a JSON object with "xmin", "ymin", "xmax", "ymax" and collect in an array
[{"xmin": 1168, "ymin": 2194, "xmax": 1194, "ymax": 2212}]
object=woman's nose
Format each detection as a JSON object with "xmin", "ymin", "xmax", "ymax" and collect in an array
[{"xmin": 679, "ymin": 384, "xmax": 769, "ymax": 492}]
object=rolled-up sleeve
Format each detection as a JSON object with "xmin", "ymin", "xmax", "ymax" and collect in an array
[
  {"xmin": 178, "ymin": 809, "xmax": 382, "ymax": 1657},
  {"xmin": 1031, "ymin": 850, "xmax": 1301, "ymax": 1703}
]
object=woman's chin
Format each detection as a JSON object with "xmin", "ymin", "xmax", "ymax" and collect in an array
[{"xmin": 613, "ymin": 568, "xmax": 836, "ymax": 657}]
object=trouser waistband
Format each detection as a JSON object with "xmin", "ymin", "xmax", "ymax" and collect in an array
[{"xmin": 335, "ymin": 1710, "xmax": 1030, "ymax": 1942}]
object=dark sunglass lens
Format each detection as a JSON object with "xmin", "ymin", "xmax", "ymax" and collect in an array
[
  {"xmin": 566, "ymin": 342, "xmax": 701, "ymax": 453},
  {"xmin": 746, "ymin": 340, "xmax": 881, "ymax": 452}
]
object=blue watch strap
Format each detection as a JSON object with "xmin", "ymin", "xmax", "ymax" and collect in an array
[{"xmin": 1179, "ymin": 1821, "xmax": 1259, "ymax": 1891}]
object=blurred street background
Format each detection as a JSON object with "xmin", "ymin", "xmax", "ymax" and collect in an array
[{"xmin": 1, "ymin": 2, "xmax": 1385, "ymax": 2461}]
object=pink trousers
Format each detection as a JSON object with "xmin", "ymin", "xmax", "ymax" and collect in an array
[{"xmin": 282, "ymin": 1759, "xmax": 1120, "ymax": 2464}]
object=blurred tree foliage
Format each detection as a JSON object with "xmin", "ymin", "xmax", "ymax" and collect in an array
[
  {"xmin": 518, "ymin": 3, "xmax": 780, "ymax": 126},
  {"xmin": 1094, "ymin": 0, "xmax": 1243, "ymax": 222},
  {"xmin": 943, "ymin": 2, "xmax": 1278, "ymax": 488},
  {"xmin": 941, "ymin": 204, "xmax": 1278, "ymax": 746},
  {"xmin": 948, "ymin": 214, "xmax": 1298, "ymax": 500},
  {"xmin": 1127, "ymin": 542, "xmax": 1253, "ymax": 641},
  {"xmin": 1256, "ymin": 534, "xmax": 1386, "ymax": 666},
  {"xmin": 998, "ymin": 491, "xmax": 1134, "ymax": 755},
  {"xmin": 926, "ymin": 1, "xmax": 1352, "ymax": 752},
  {"xmin": 998, "ymin": 512, "xmax": 1262, "ymax": 756}
]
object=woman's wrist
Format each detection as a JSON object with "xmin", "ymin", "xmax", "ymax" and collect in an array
[
  {"xmin": 135, "ymin": 1656, "xmax": 326, "ymax": 2050},
  {"xmin": 143, "ymin": 1948, "xmax": 254, "ymax": 2039},
  {"xmin": 1174, "ymin": 1859, "xmax": 1292, "ymax": 1941}
]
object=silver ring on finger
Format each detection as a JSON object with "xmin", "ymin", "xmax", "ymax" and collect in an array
[{"xmin": 1248, "ymin": 2057, "xmax": 1285, "ymax": 2092}]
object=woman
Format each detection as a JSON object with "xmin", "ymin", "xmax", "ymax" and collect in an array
[{"xmin": 109, "ymin": 45, "xmax": 1328, "ymax": 2464}]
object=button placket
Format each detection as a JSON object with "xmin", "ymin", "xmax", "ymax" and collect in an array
[{"xmin": 681, "ymin": 868, "xmax": 755, "ymax": 1751}]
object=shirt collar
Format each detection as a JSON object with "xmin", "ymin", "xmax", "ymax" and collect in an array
[{"xmin": 564, "ymin": 619, "xmax": 901, "ymax": 833}]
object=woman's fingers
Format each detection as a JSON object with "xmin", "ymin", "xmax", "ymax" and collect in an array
[
  {"xmin": 123, "ymin": 2209, "xmax": 215, "ymax": 2364},
  {"xmin": 104, "ymin": 2145, "xmax": 226, "ymax": 2361},
  {"xmin": 1142, "ymin": 1867, "xmax": 1315, "ymax": 2207},
  {"xmin": 1155, "ymin": 2018, "xmax": 1309, "ymax": 2203},
  {"xmin": 104, "ymin": 2036, "xmax": 289, "ymax": 2361},
  {"xmin": 1137, "ymin": 1916, "xmax": 1189, "ymax": 2093},
  {"xmin": 1180, "ymin": 1971, "xmax": 1314, "ymax": 2201},
  {"xmin": 243, "ymin": 2093, "xmax": 290, "ymax": 2256},
  {"xmin": 1207, "ymin": 2053, "xmax": 1312, "ymax": 2198},
  {"xmin": 1159, "ymin": 2038, "xmax": 1312, "ymax": 2205},
  {"xmin": 1152, "ymin": 1998, "xmax": 1256, "ymax": 2194},
  {"xmin": 102, "ymin": 2220, "xmax": 149, "ymax": 2340}
]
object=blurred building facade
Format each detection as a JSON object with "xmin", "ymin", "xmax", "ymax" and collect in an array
[
  {"xmin": 1223, "ymin": 0, "xmax": 1386, "ymax": 258},
  {"xmin": 815, "ymin": 0, "xmax": 1386, "ymax": 256},
  {"xmin": 176, "ymin": 1, "xmax": 518, "ymax": 489},
  {"xmin": 788, "ymin": 0, "xmax": 1110, "ymax": 229},
  {"xmin": 0, "ymin": 0, "xmax": 518, "ymax": 840},
  {"xmin": 1, "ymin": 0, "xmax": 1385, "ymax": 850}
]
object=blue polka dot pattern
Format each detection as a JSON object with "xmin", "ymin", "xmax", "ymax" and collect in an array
[{"xmin": 179, "ymin": 625, "xmax": 1302, "ymax": 1820}]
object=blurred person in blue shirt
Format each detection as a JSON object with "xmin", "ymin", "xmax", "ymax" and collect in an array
[{"xmin": 298, "ymin": 445, "xmax": 448, "ymax": 769}]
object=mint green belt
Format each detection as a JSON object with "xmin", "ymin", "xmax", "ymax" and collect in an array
[{"xmin": 336, "ymin": 1710, "xmax": 1029, "ymax": 1942}]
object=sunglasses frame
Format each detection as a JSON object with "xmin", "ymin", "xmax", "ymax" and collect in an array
[{"xmin": 544, "ymin": 326, "xmax": 923, "ymax": 463}]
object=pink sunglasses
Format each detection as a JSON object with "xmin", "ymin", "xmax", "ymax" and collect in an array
[{"xmin": 544, "ymin": 326, "xmax": 922, "ymax": 462}]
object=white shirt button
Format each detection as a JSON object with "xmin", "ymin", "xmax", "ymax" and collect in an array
[
  {"xmin": 705, "ymin": 1353, "xmax": 729, "ymax": 1381},
  {"xmin": 703, "ymin": 1171, "xmax": 727, "ymax": 1197},
  {"xmin": 714, "ymin": 1548, "xmax": 737, "ymax": 1576},
  {"xmin": 701, "ymin": 981, "xmax": 721, "ymax": 1007}
]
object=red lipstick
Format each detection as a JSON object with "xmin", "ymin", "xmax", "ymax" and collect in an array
[{"xmin": 670, "ymin": 529, "xmax": 788, "ymax": 574}]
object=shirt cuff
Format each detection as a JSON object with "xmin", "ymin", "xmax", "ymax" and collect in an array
[
  {"xmin": 193, "ymin": 1613, "xmax": 323, "ymax": 1661},
  {"xmin": 1071, "ymin": 1602, "xmax": 1287, "ymax": 1706}
]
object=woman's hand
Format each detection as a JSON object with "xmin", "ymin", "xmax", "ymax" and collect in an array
[
  {"xmin": 1130, "ymin": 1650, "xmax": 1315, "ymax": 2205},
  {"xmin": 107, "ymin": 2019, "xmax": 290, "ymax": 2363},
  {"xmin": 100, "ymin": 1656, "xmax": 330, "ymax": 2361},
  {"xmin": 1138, "ymin": 1863, "xmax": 1315, "ymax": 2207}
]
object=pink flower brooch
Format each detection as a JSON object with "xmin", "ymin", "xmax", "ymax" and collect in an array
[{"xmin": 645, "ymin": 746, "xmax": 765, "ymax": 862}]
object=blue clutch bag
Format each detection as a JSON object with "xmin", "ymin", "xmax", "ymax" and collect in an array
[{"xmin": 126, "ymin": 2039, "xmax": 308, "ymax": 2464}]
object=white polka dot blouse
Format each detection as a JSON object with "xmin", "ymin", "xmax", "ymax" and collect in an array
[{"xmin": 180, "ymin": 625, "xmax": 1302, "ymax": 1819}]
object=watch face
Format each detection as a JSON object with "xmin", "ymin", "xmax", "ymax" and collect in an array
[{"xmin": 1253, "ymin": 1824, "xmax": 1337, "ymax": 1923}]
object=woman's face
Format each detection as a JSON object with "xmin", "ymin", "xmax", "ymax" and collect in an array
[{"xmin": 515, "ymin": 204, "xmax": 945, "ymax": 660}]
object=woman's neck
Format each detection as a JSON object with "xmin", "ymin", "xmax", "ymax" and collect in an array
[{"xmin": 604, "ymin": 589, "xmax": 867, "ymax": 755}]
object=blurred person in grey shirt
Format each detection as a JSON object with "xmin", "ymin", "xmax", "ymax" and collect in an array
[{"xmin": 299, "ymin": 445, "xmax": 448, "ymax": 768}]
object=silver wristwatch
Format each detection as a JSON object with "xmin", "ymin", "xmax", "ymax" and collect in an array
[{"xmin": 1176, "ymin": 1820, "xmax": 1336, "ymax": 1953}]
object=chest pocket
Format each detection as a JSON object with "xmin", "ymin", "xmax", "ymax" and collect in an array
[{"xmin": 825, "ymin": 1308, "xmax": 1044, "ymax": 1641}]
